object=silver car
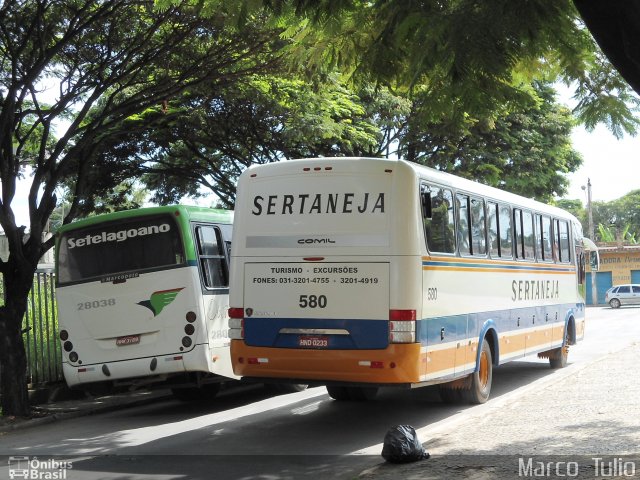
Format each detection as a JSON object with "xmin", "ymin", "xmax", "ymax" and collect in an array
[{"xmin": 605, "ymin": 284, "xmax": 640, "ymax": 308}]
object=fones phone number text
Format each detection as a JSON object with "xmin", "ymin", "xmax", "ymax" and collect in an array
[{"xmin": 251, "ymin": 276, "xmax": 379, "ymax": 284}]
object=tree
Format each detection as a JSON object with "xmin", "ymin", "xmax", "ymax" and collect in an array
[
  {"xmin": 590, "ymin": 190, "xmax": 640, "ymax": 243},
  {"xmin": 398, "ymin": 83, "xmax": 582, "ymax": 202},
  {"xmin": 561, "ymin": 189, "xmax": 640, "ymax": 243},
  {"xmin": 104, "ymin": 76, "xmax": 407, "ymax": 207},
  {"xmin": 554, "ymin": 199, "xmax": 585, "ymax": 222},
  {"xmin": 224, "ymin": 0, "xmax": 640, "ymax": 138},
  {"xmin": 0, "ymin": 0, "xmax": 277, "ymax": 416}
]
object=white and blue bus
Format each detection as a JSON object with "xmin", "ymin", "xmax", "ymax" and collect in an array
[{"xmin": 228, "ymin": 157, "xmax": 597, "ymax": 403}]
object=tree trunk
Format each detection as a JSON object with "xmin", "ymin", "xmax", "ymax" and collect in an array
[
  {"xmin": 0, "ymin": 317, "xmax": 30, "ymax": 417},
  {"xmin": 0, "ymin": 261, "xmax": 36, "ymax": 417}
]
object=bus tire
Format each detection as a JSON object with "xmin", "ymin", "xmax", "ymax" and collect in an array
[
  {"xmin": 549, "ymin": 347, "xmax": 568, "ymax": 369},
  {"xmin": 347, "ymin": 386, "xmax": 378, "ymax": 401},
  {"xmin": 549, "ymin": 332, "xmax": 570, "ymax": 369},
  {"xmin": 326, "ymin": 386, "xmax": 351, "ymax": 401},
  {"xmin": 464, "ymin": 338, "xmax": 492, "ymax": 404},
  {"xmin": 439, "ymin": 386, "xmax": 463, "ymax": 404}
]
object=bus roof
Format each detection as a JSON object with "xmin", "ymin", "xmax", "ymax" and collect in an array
[
  {"xmin": 242, "ymin": 157, "xmax": 580, "ymax": 225},
  {"xmin": 57, "ymin": 205, "xmax": 233, "ymax": 235}
]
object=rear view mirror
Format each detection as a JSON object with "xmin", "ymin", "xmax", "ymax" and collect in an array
[{"xmin": 590, "ymin": 251, "xmax": 600, "ymax": 271}]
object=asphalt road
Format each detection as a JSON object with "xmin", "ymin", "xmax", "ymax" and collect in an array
[{"xmin": 0, "ymin": 306, "xmax": 638, "ymax": 479}]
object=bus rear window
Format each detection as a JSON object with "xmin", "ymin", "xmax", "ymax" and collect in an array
[{"xmin": 57, "ymin": 214, "xmax": 185, "ymax": 285}]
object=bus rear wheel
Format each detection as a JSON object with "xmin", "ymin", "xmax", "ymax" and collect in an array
[
  {"xmin": 326, "ymin": 386, "xmax": 378, "ymax": 401},
  {"xmin": 464, "ymin": 338, "xmax": 492, "ymax": 404},
  {"xmin": 326, "ymin": 386, "xmax": 350, "ymax": 401},
  {"xmin": 439, "ymin": 385, "xmax": 464, "ymax": 404},
  {"xmin": 549, "ymin": 330, "xmax": 570, "ymax": 369},
  {"xmin": 348, "ymin": 386, "xmax": 378, "ymax": 401}
]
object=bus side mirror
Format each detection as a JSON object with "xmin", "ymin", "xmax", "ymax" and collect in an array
[
  {"xmin": 421, "ymin": 192, "xmax": 432, "ymax": 219},
  {"xmin": 590, "ymin": 251, "xmax": 600, "ymax": 271}
]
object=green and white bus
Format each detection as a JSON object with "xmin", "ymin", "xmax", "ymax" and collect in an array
[{"xmin": 56, "ymin": 205, "xmax": 236, "ymax": 400}]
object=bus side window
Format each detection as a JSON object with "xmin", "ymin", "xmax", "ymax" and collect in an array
[
  {"xmin": 456, "ymin": 193, "xmax": 471, "ymax": 255},
  {"xmin": 522, "ymin": 210, "xmax": 535, "ymax": 260},
  {"xmin": 469, "ymin": 196, "xmax": 486, "ymax": 256},
  {"xmin": 195, "ymin": 225, "xmax": 228, "ymax": 288},
  {"xmin": 488, "ymin": 202, "xmax": 499, "ymax": 257},
  {"xmin": 536, "ymin": 214, "xmax": 552, "ymax": 261},
  {"xmin": 421, "ymin": 183, "xmax": 455, "ymax": 254},
  {"xmin": 558, "ymin": 220, "xmax": 571, "ymax": 263},
  {"xmin": 552, "ymin": 219, "xmax": 560, "ymax": 262},
  {"xmin": 514, "ymin": 209, "xmax": 523, "ymax": 259},
  {"xmin": 488, "ymin": 202, "xmax": 512, "ymax": 258},
  {"xmin": 534, "ymin": 214, "xmax": 543, "ymax": 260},
  {"xmin": 499, "ymin": 204, "xmax": 512, "ymax": 258}
]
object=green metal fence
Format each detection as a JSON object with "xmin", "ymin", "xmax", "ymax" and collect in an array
[{"xmin": 0, "ymin": 269, "xmax": 63, "ymax": 387}]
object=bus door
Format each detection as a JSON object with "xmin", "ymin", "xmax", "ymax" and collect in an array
[{"xmin": 192, "ymin": 222, "xmax": 234, "ymax": 379}]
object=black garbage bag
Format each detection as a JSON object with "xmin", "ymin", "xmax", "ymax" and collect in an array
[{"xmin": 381, "ymin": 425, "xmax": 430, "ymax": 464}]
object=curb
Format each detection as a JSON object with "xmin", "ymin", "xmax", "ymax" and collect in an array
[{"xmin": 0, "ymin": 391, "xmax": 173, "ymax": 434}]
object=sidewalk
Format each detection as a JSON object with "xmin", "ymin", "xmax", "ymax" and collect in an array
[
  {"xmin": 363, "ymin": 341, "xmax": 640, "ymax": 479},
  {"xmin": 0, "ymin": 388, "xmax": 173, "ymax": 434}
]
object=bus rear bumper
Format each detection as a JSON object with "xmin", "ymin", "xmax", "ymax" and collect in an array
[
  {"xmin": 230, "ymin": 340, "xmax": 422, "ymax": 384},
  {"xmin": 62, "ymin": 352, "xmax": 190, "ymax": 388}
]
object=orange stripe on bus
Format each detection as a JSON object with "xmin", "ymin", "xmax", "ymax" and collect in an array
[{"xmin": 231, "ymin": 341, "xmax": 422, "ymax": 384}]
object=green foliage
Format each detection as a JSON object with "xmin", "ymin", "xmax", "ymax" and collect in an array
[
  {"xmin": 597, "ymin": 224, "xmax": 616, "ymax": 242},
  {"xmin": 399, "ymin": 83, "xmax": 582, "ymax": 202},
  {"xmin": 597, "ymin": 223, "xmax": 639, "ymax": 244},
  {"xmin": 204, "ymin": 0, "xmax": 640, "ymax": 137},
  {"xmin": 114, "ymin": 75, "xmax": 403, "ymax": 207},
  {"xmin": 589, "ymin": 190, "xmax": 640, "ymax": 243},
  {"xmin": 566, "ymin": 189, "xmax": 640, "ymax": 243},
  {"xmin": 554, "ymin": 199, "xmax": 585, "ymax": 220},
  {"xmin": 573, "ymin": 58, "xmax": 640, "ymax": 139}
]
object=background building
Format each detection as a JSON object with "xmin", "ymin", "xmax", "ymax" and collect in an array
[
  {"xmin": 0, "ymin": 231, "xmax": 55, "ymax": 269},
  {"xmin": 587, "ymin": 243, "xmax": 640, "ymax": 304}
]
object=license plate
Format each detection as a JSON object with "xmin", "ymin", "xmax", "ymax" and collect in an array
[
  {"xmin": 298, "ymin": 335, "xmax": 329, "ymax": 348},
  {"xmin": 116, "ymin": 334, "xmax": 140, "ymax": 346}
]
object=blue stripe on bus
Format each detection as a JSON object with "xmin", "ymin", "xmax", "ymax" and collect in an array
[
  {"xmin": 243, "ymin": 317, "xmax": 389, "ymax": 349},
  {"xmin": 418, "ymin": 302, "xmax": 585, "ymax": 345},
  {"xmin": 243, "ymin": 302, "xmax": 585, "ymax": 352}
]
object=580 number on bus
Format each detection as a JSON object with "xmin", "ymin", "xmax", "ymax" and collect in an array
[{"xmin": 299, "ymin": 295, "xmax": 327, "ymax": 308}]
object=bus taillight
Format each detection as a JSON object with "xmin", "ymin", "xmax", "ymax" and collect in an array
[
  {"xmin": 229, "ymin": 311, "xmax": 244, "ymax": 339},
  {"xmin": 389, "ymin": 309, "xmax": 416, "ymax": 321},
  {"xmin": 389, "ymin": 309, "xmax": 416, "ymax": 343}
]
